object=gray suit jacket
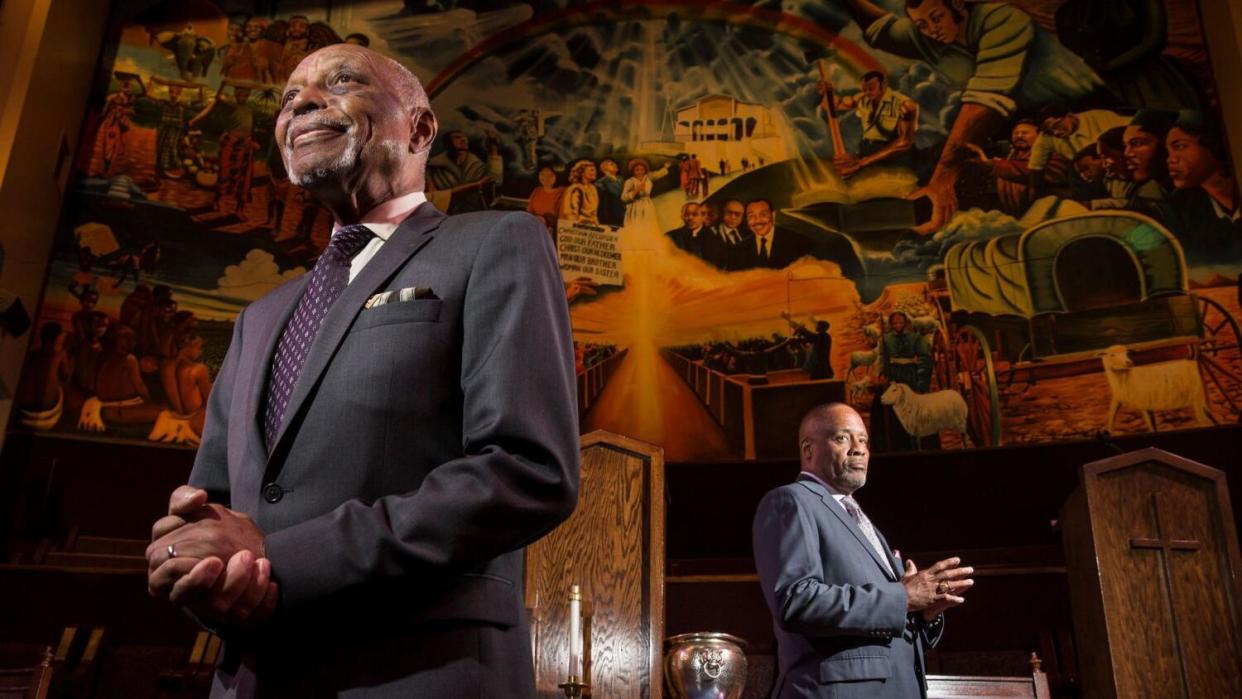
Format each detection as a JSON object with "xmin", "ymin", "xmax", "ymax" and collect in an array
[
  {"xmin": 189, "ymin": 204, "xmax": 580, "ymax": 697},
  {"xmin": 752, "ymin": 475, "xmax": 942, "ymax": 698}
]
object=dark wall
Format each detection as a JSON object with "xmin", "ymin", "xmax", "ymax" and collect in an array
[
  {"xmin": 0, "ymin": 424, "xmax": 1237, "ymax": 695},
  {"xmin": 666, "ymin": 424, "xmax": 1242, "ymax": 563}
]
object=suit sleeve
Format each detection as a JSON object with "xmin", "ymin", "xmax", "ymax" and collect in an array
[
  {"xmin": 187, "ymin": 308, "xmax": 245, "ymax": 505},
  {"xmin": 263, "ymin": 211, "xmax": 580, "ymax": 609},
  {"xmin": 752, "ymin": 489, "xmax": 908, "ymax": 638}
]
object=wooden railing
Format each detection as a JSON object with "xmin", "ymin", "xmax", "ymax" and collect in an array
[{"xmin": 661, "ymin": 350, "xmax": 844, "ymax": 459}]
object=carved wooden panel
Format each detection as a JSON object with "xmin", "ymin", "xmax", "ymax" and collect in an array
[
  {"xmin": 1061, "ymin": 447, "xmax": 1242, "ymax": 699},
  {"xmin": 527, "ymin": 431, "xmax": 665, "ymax": 699}
]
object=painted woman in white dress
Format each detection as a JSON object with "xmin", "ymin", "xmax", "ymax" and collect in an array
[{"xmin": 621, "ymin": 158, "xmax": 671, "ymax": 230}]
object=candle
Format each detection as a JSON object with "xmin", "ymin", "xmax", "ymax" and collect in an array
[{"xmin": 568, "ymin": 584, "xmax": 582, "ymax": 680}]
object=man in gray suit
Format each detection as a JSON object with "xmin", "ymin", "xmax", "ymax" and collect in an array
[
  {"xmin": 144, "ymin": 44, "xmax": 579, "ymax": 696},
  {"xmin": 752, "ymin": 403, "xmax": 973, "ymax": 698}
]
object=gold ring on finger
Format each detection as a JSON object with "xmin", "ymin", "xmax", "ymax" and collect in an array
[
  {"xmin": 167, "ymin": 544, "xmax": 177, "ymax": 560},
  {"xmin": 936, "ymin": 581, "xmax": 949, "ymax": 595}
]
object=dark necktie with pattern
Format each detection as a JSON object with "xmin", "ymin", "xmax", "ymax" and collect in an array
[
  {"xmin": 759, "ymin": 236, "xmax": 769, "ymax": 261},
  {"xmin": 841, "ymin": 494, "xmax": 896, "ymax": 576},
  {"xmin": 263, "ymin": 224, "xmax": 374, "ymax": 449}
]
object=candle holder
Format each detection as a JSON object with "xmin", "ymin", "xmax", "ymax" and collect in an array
[{"xmin": 558, "ymin": 677, "xmax": 589, "ymax": 698}]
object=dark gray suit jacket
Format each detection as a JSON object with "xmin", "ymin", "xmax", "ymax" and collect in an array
[
  {"xmin": 752, "ymin": 475, "xmax": 942, "ymax": 698},
  {"xmin": 189, "ymin": 204, "xmax": 580, "ymax": 697}
]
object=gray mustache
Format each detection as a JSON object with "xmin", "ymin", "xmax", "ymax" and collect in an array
[{"xmin": 285, "ymin": 117, "xmax": 352, "ymax": 147}]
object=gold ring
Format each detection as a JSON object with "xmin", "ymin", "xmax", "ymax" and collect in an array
[
  {"xmin": 936, "ymin": 581, "xmax": 950, "ymax": 595},
  {"xmin": 167, "ymin": 544, "xmax": 177, "ymax": 560}
]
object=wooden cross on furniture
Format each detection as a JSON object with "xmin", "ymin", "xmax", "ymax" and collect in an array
[{"xmin": 1128, "ymin": 492, "xmax": 1202, "ymax": 699}]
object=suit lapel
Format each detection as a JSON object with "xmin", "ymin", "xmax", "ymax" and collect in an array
[
  {"xmin": 797, "ymin": 476, "xmax": 897, "ymax": 581},
  {"xmin": 876, "ymin": 528, "xmax": 903, "ymax": 580},
  {"xmin": 266, "ymin": 203, "xmax": 446, "ymax": 463}
]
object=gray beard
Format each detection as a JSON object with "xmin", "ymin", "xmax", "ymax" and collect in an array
[{"xmin": 286, "ymin": 131, "xmax": 360, "ymax": 188}]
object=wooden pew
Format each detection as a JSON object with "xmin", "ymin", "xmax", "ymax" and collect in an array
[
  {"xmin": 156, "ymin": 630, "xmax": 222, "ymax": 698},
  {"xmin": 927, "ymin": 654, "xmax": 1051, "ymax": 698},
  {"xmin": 0, "ymin": 647, "xmax": 52, "ymax": 699},
  {"xmin": 34, "ymin": 528, "xmax": 147, "ymax": 573}
]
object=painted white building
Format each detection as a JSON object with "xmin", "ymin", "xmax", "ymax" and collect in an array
[{"xmin": 637, "ymin": 94, "xmax": 793, "ymax": 171}]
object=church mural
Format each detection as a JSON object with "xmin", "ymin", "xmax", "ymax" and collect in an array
[{"xmin": 12, "ymin": 0, "xmax": 1242, "ymax": 461}]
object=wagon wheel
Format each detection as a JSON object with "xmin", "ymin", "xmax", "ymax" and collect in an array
[
  {"xmin": 930, "ymin": 327, "xmax": 955, "ymax": 392},
  {"xmin": 953, "ymin": 326, "xmax": 1002, "ymax": 447},
  {"xmin": 1196, "ymin": 295, "xmax": 1242, "ymax": 419}
]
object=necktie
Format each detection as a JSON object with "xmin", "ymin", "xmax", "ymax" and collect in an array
[
  {"xmin": 841, "ymin": 495, "xmax": 895, "ymax": 576},
  {"xmin": 263, "ymin": 224, "xmax": 374, "ymax": 449},
  {"xmin": 759, "ymin": 236, "xmax": 769, "ymax": 261}
]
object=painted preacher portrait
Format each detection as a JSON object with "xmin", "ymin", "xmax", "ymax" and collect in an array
[{"xmin": 14, "ymin": 0, "xmax": 1242, "ymax": 461}]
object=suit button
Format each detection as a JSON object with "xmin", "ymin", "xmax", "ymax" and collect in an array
[{"xmin": 262, "ymin": 483, "xmax": 284, "ymax": 503}]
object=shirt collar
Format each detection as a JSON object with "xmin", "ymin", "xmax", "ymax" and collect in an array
[
  {"xmin": 332, "ymin": 190, "xmax": 427, "ymax": 242},
  {"xmin": 799, "ymin": 470, "xmax": 847, "ymax": 503},
  {"xmin": 1208, "ymin": 192, "xmax": 1240, "ymax": 223}
]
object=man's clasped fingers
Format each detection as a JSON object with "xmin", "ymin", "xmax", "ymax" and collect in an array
[
  {"xmin": 149, "ymin": 556, "xmax": 214, "ymax": 598},
  {"xmin": 227, "ymin": 557, "xmax": 278, "ymax": 622},
  {"xmin": 166, "ymin": 556, "xmax": 226, "ymax": 606},
  {"xmin": 934, "ymin": 578, "xmax": 974, "ymax": 597},
  {"xmin": 925, "ymin": 557, "xmax": 962, "ymax": 576},
  {"xmin": 195, "ymin": 551, "xmax": 279, "ymax": 627},
  {"xmin": 168, "ymin": 485, "xmax": 209, "ymax": 517},
  {"xmin": 151, "ymin": 514, "xmax": 189, "ymax": 543},
  {"xmin": 207, "ymin": 549, "xmax": 258, "ymax": 615},
  {"xmin": 935, "ymin": 565, "xmax": 975, "ymax": 582}
]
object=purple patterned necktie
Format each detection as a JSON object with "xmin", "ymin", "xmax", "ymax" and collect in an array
[
  {"xmin": 263, "ymin": 224, "xmax": 374, "ymax": 449},
  {"xmin": 841, "ymin": 495, "xmax": 896, "ymax": 576}
]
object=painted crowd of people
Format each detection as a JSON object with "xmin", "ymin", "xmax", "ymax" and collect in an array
[{"xmin": 17, "ymin": 282, "xmax": 213, "ymax": 445}]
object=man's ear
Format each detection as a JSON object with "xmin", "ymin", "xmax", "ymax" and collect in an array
[{"xmin": 410, "ymin": 107, "xmax": 438, "ymax": 155}]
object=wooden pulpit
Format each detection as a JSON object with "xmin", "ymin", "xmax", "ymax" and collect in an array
[
  {"xmin": 526, "ymin": 431, "xmax": 665, "ymax": 698},
  {"xmin": 1060, "ymin": 448, "xmax": 1242, "ymax": 698}
]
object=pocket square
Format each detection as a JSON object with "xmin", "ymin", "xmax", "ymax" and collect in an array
[{"xmin": 365, "ymin": 286, "xmax": 437, "ymax": 309}]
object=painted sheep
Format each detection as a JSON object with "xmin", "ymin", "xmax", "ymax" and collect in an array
[
  {"xmin": 1099, "ymin": 345, "xmax": 1214, "ymax": 432},
  {"xmin": 880, "ymin": 382, "xmax": 969, "ymax": 445}
]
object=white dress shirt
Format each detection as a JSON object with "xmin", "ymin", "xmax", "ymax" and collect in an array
[
  {"xmin": 754, "ymin": 231, "xmax": 776, "ymax": 257},
  {"xmin": 331, "ymin": 190, "xmax": 428, "ymax": 283}
]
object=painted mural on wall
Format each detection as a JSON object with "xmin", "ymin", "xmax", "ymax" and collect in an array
[{"xmin": 13, "ymin": 0, "xmax": 1242, "ymax": 461}]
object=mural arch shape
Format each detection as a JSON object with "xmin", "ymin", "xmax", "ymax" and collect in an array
[{"xmin": 424, "ymin": 0, "xmax": 884, "ymax": 98}]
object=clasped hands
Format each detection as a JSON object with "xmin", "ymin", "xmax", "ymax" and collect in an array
[
  {"xmin": 145, "ymin": 485, "xmax": 278, "ymax": 629},
  {"xmin": 902, "ymin": 556, "xmax": 974, "ymax": 622}
]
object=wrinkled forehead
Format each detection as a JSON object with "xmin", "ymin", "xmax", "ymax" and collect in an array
[
  {"xmin": 804, "ymin": 407, "xmax": 868, "ymax": 441},
  {"xmin": 286, "ymin": 45, "xmax": 385, "ymax": 90},
  {"xmin": 826, "ymin": 409, "xmax": 868, "ymax": 436}
]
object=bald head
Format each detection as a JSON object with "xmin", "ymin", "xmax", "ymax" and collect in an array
[
  {"xmin": 799, "ymin": 403, "xmax": 870, "ymax": 494},
  {"xmin": 276, "ymin": 43, "xmax": 438, "ymax": 218}
]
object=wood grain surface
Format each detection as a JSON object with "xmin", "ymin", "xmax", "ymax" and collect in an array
[
  {"xmin": 1061, "ymin": 448, "xmax": 1242, "ymax": 698},
  {"xmin": 526, "ymin": 431, "xmax": 665, "ymax": 699}
]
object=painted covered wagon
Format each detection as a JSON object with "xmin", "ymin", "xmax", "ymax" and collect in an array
[{"xmin": 925, "ymin": 212, "xmax": 1241, "ymax": 446}]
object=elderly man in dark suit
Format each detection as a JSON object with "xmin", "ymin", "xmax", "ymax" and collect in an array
[
  {"xmin": 666, "ymin": 200, "xmax": 732, "ymax": 269},
  {"xmin": 753, "ymin": 403, "xmax": 972, "ymax": 698},
  {"xmin": 144, "ymin": 44, "xmax": 579, "ymax": 697}
]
